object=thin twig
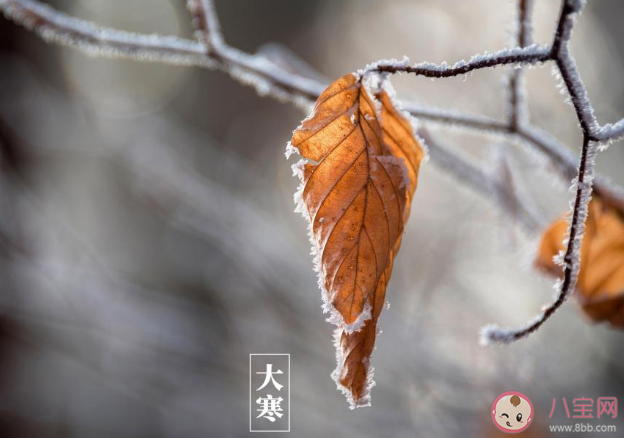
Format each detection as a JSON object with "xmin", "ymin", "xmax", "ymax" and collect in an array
[
  {"xmin": 369, "ymin": 45, "xmax": 551, "ymax": 77},
  {"xmin": 0, "ymin": 0, "xmax": 323, "ymax": 111},
  {"xmin": 0, "ymin": 2, "xmax": 615, "ymax": 142},
  {"xmin": 2, "ymin": 0, "xmax": 623, "ymax": 141},
  {"xmin": 404, "ymin": 104, "xmax": 624, "ymax": 214},
  {"xmin": 2, "ymin": 0, "xmax": 619, "ymax": 209},
  {"xmin": 483, "ymin": 134, "xmax": 597, "ymax": 343},
  {"xmin": 508, "ymin": 0, "xmax": 533, "ymax": 129},
  {"xmin": 0, "ymin": 0, "xmax": 621, "ymax": 344},
  {"xmin": 482, "ymin": 0, "xmax": 600, "ymax": 344},
  {"xmin": 551, "ymin": 0, "xmax": 599, "ymax": 137},
  {"xmin": 420, "ymin": 130, "xmax": 543, "ymax": 232},
  {"xmin": 186, "ymin": 0, "xmax": 222, "ymax": 52}
]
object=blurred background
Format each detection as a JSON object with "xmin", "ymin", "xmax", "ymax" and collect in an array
[{"xmin": 1, "ymin": 0, "xmax": 624, "ymax": 437}]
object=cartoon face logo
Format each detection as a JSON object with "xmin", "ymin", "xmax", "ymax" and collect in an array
[{"xmin": 491, "ymin": 391, "xmax": 533, "ymax": 434}]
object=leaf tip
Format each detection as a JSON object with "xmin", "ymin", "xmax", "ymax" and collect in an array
[{"xmin": 331, "ymin": 328, "xmax": 376, "ymax": 409}]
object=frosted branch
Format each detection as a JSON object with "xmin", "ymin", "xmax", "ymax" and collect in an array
[
  {"xmin": 186, "ymin": 0, "xmax": 223, "ymax": 52},
  {"xmin": 0, "ymin": 0, "xmax": 323, "ymax": 110},
  {"xmin": 551, "ymin": 0, "xmax": 599, "ymax": 136},
  {"xmin": 3, "ymin": 0, "xmax": 624, "ymax": 345},
  {"xmin": 2, "ymin": 0, "xmax": 624, "ymax": 145},
  {"xmin": 0, "ymin": 0, "xmax": 209, "ymax": 62},
  {"xmin": 507, "ymin": 0, "xmax": 534, "ymax": 129},
  {"xmin": 482, "ymin": 134, "xmax": 597, "ymax": 344},
  {"xmin": 402, "ymin": 105, "xmax": 624, "ymax": 214},
  {"xmin": 421, "ymin": 131, "xmax": 543, "ymax": 232},
  {"xmin": 366, "ymin": 45, "xmax": 551, "ymax": 78}
]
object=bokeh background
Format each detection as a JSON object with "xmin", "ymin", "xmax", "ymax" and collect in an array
[{"xmin": 1, "ymin": 0, "xmax": 624, "ymax": 437}]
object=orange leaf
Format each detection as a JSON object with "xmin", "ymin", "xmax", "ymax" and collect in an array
[
  {"xmin": 289, "ymin": 73, "xmax": 424, "ymax": 407},
  {"xmin": 536, "ymin": 197, "xmax": 624, "ymax": 327}
]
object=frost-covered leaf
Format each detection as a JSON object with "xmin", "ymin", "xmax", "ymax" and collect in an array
[
  {"xmin": 288, "ymin": 73, "xmax": 424, "ymax": 407},
  {"xmin": 536, "ymin": 198, "xmax": 624, "ymax": 327}
]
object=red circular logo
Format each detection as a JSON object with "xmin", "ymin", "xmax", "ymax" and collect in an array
[{"xmin": 491, "ymin": 391, "xmax": 534, "ymax": 434}]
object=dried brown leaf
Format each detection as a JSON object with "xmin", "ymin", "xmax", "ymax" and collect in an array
[{"xmin": 289, "ymin": 73, "xmax": 424, "ymax": 407}]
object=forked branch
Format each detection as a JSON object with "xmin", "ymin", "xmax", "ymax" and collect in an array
[
  {"xmin": 482, "ymin": 0, "xmax": 599, "ymax": 344},
  {"xmin": 0, "ymin": 0, "xmax": 619, "ymax": 344}
]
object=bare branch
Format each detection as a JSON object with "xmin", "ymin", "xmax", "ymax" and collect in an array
[
  {"xmin": 2, "ymin": 0, "xmax": 624, "ymax": 345},
  {"xmin": 517, "ymin": 0, "xmax": 534, "ymax": 49},
  {"xmin": 404, "ymin": 104, "xmax": 511, "ymax": 134},
  {"xmin": 186, "ymin": 0, "xmax": 223, "ymax": 52},
  {"xmin": 403, "ymin": 105, "xmax": 624, "ymax": 215},
  {"xmin": 480, "ymin": 0, "xmax": 601, "ymax": 344},
  {"xmin": 0, "ymin": 0, "xmax": 209, "ymax": 61},
  {"xmin": 508, "ymin": 0, "xmax": 534, "ymax": 129},
  {"xmin": 366, "ymin": 45, "xmax": 551, "ymax": 78},
  {"xmin": 482, "ymin": 134, "xmax": 597, "ymax": 344},
  {"xmin": 551, "ymin": 0, "xmax": 599, "ymax": 137},
  {"xmin": 595, "ymin": 120, "xmax": 624, "ymax": 143},
  {"xmin": 2, "ymin": 0, "xmax": 624, "ymax": 143},
  {"xmin": 420, "ymin": 130, "xmax": 543, "ymax": 232},
  {"xmin": 0, "ymin": 0, "xmax": 323, "ymax": 110}
]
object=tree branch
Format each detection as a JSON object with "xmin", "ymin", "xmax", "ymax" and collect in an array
[
  {"xmin": 186, "ymin": 0, "xmax": 223, "ymax": 52},
  {"xmin": 482, "ymin": 133, "xmax": 597, "ymax": 344},
  {"xmin": 420, "ymin": 130, "xmax": 543, "ymax": 232},
  {"xmin": 3, "ymin": 0, "xmax": 624, "ymax": 141},
  {"xmin": 508, "ymin": 0, "xmax": 534, "ymax": 130},
  {"xmin": 402, "ymin": 104, "xmax": 624, "ymax": 215},
  {"xmin": 1, "ymin": 0, "xmax": 623, "ymax": 344},
  {"xmin": 0, "ymin": 0, "xmax": 606, "ymax": 194},
  {"xmin": 366, "ymin": 46, "xmax": 550, "ymax": 78},
  {"xmin": 0, "ymin": 0, "xmax": 323, "ymax": 110},
  {"xmin": 551, "ymin": 0, "xmax": 599, "ymax": 137},
  {"xmin": 482, "ymin": 0, "xmax": 600, "ymax": 344}
]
